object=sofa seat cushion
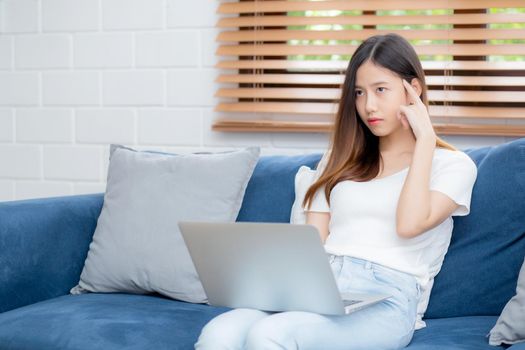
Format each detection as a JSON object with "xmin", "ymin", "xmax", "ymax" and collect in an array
[
  {"xmin": 407, "ymin": 316, "xmax": 506, "ymax": 349},
  {"xmin": 0, "ymin": 296, "xmax": 511, "ymax": 350},
  {"xmin": 0, "ymin": 293, "xmax": 229, "ymax": 350}
]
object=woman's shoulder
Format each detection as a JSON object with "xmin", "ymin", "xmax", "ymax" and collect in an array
[
  {"xmin": 434, "ymin": 147, "xmax": 472, "ymax": 161},
  {"xmin": 433, "ymin": 147, "xmax": 477, "ymax": 174}
]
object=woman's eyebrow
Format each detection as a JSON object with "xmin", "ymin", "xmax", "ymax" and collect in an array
[{"xmin": 354, "ymin": 81, "xmax": 390, "ymax": 88}]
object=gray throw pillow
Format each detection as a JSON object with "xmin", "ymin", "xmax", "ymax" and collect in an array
[
  {"xmin": 489, "ymin": 257, "xmax": 525, "ymax": 346},
  {"xmin": 70, "ymin": 145, "xmax": 260, "ymax": 303}
]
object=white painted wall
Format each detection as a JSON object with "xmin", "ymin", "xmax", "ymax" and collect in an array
[{"xmin": 0, "ymin": 0, "xmax": 518, "ymax": 201}]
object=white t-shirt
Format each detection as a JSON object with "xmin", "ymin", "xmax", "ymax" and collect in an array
[{"xmin": 305, "ymin": 148, "xmax": 477, "ymax": 329}]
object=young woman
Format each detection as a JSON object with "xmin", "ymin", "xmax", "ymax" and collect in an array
[{"xmin": 195, "ymin": 33, "xmax": 477, "ymax": 350}]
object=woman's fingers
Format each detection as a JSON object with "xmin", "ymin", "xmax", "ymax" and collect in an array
[
  {"xmin": 402, "ymin": 79, "xmax": 422, "ymax": 106},
  {"xmin": 400, "ymin": 79, "xmax": 437, "ymax": 141},
  {"xmin": 397, "ymin": 105, "xmax": 412, "ymax": 129}
]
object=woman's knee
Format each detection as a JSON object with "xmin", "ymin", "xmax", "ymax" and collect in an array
[
  {"xmin": 195, "ymin": 309, "xmax": 270, "ymax": 350},
  {"xmin": 245, "ymin": 317, "xmax": 297, "ymax": 350},
  {"xmin": 195, "ymin": 318, "xmax": 243, "ymax": 350}
]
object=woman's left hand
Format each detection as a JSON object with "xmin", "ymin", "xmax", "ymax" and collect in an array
[{"xmin": 397, "ymin": 79, "xmax": 437, "ymax": 143}]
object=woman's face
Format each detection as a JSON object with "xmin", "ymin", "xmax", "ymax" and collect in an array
[{"xmin": 354, "ymin": 60, "xmax": 412, "ymax": 137}]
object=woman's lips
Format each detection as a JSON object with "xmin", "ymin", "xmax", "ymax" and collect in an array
[{"xmin": 367, "ymin": 118, "xmax": 383, "ymax": 125}]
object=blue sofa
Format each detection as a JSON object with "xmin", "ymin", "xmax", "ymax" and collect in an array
[{"xmin": 0, "ymin": 138, "xmax": 524, "ymax": 350}]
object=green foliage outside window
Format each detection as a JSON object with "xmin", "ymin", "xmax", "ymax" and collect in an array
[{"xmin": 287, "ymin": 8, "xmax": 524, "ymax": 62}]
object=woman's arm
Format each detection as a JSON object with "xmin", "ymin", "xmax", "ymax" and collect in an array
[
  {"xmin": 395, "ymin": 80, "xmax": 460, "ymax": 239},
  {"xmin": 306, "ymin": 211, "xmax": 330, "ymax": 243},
  {"xmin": 395, "ymin": 140, "xmax": 459, "ymax": 239}
]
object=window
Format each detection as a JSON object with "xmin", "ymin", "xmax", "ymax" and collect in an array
[{"xmin": 215, "ymin": 0, "xmax": 525, "ymax": 136}]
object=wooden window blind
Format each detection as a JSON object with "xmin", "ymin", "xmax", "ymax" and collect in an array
[{"xmin": 214, "ymin": 0, "xmax": 525, "ymax": 136}]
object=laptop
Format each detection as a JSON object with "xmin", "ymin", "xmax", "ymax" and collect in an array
[{"xmin": 178, "ymin": 221, "xmax": 391, "ymax": 316}]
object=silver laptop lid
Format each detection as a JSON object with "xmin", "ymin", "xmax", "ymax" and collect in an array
[{"xmin": 178, "ymin": 221, "xmax": 347, "ymax": 315}]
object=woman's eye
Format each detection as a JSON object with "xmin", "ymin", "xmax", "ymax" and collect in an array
[
  {"xmin": 377, "ymin": 87, "xmax": 386, "ymax": 93},
  {"xmin": 355, "ymin": 90, "xmax": 363, "ymax": 97}
]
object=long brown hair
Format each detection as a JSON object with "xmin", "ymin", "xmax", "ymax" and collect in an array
[{"xmin": 303, "ymin": 33, "xmax": 455, "ymax": 210}]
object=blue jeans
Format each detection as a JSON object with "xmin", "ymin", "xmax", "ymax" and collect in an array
[{"xmin": 195, "ymin": 255, "xmax": 421, "ymax": 350}]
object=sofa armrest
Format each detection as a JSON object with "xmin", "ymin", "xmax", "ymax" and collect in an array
[{"xmin": 0, "ymin": 194, "xmax": 103, "ymax": 313}]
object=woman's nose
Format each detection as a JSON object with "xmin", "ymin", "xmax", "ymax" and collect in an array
[{"xmin": 365, "ymin": 94, "xmax": 378, "ymax": 113}]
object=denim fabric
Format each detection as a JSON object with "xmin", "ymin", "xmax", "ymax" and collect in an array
[{"xmin": 195, "ymin": 256, "xmax": 421, "ymax": 350}]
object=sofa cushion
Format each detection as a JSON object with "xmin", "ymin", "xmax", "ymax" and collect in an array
[
  {"xmin": 0, "ymin": 194, "xmax": 103, "ymax": 313},
  {"xmin": 426, "ymin": 138, "xmax": 525, "ymax": 318},
  {"xmin": 0, "ymin": 293, "xmax": 230, "ymax": 350},
  {"xmin": 0, "ymin": 296, "xmax": 507, "ymax": 350},
  {"xmin": 407, "ymin": 316, "xmax": 505, "ymax": 349},
  {"xmin": 289, "ymin": 165, "xmax": 320, "ymax": 224},
  {"xmin": 73, "ymin": 146, "xmax": 260, "ymax": 304},
  {"xmin": 489, "ymin": 256, "xmax": 525, "ymax": 346},
  {"xmin": 237, "ymin": 153, "xmax": 322, "ymax": 223}
]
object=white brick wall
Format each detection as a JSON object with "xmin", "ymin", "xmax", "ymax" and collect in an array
[
  {"xmin": 0, "ymin": 0, "xmax": 38, "ymax": 33},
  {"xmin": 200, "ymin": 28, "xmax": 218, "ymax": 67},
  {"xmin": 43, "ymin": 146, "xmax": 101, "ymax": 180},
  {"xmin": 102, "ymin": 0, "xmax": 164, "ymax": 30},
  {"xmin": 42, "ymin": 72, "xmax": 99, "ymax": 105},
  {"xmin": 0, "ymin": 145, "xmax": 41, "ymax": 179},
  {"xmin": 103, "ymin": 71, "xmax": 164, "ymax": 106},
  {"xmin": 0, "ymin": 109, "xmax": 13, "ymax": 141},
  {"xmin": 167, "ymin": 69, "xmax": 216, "ymax": 106},
  {"xmin": 136, "ymin": 32, "xmax": 200, "ymax": 67},
  {"xmin": 138, "ymin": 109, "xmax": 201, "ymax": 145},
  {"xmin": 0, "ymin": 180, "xmax": 14, "ymax": 201},
  {"xmin": 15, "ymin": 35, "xmax": 71, "ymax": 69},
  {"xmin": 42, "ymin": 0, "xmax": 99, "ymax": 32},
  {"xmin": 0, "ymin": 73, "xmax": 39, "ymax": 105},
  {"xmin": 76, "ymin": 109, "xmax": 136, "ymax": 144},
  {"xmin": 0, "ymin": 0, "xmax": 518, "ymax": 201},
  {"xmin": 0, "ymin": 36, "xmax": 12, "ymax": 68},
  {"xmin": 16, "ymin": 108, "xmax": 73, "ymax": 143},
  {"xmin": 166, "ymin": 0, "xmax": 216, "ymax": 28},
  {"xmin": 15, "ymin": 180, "xmax": 73, "ymax": 200},
  {"xmin": 74, "ymin": 33, "xmax": 133, "ymax": 68}
]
